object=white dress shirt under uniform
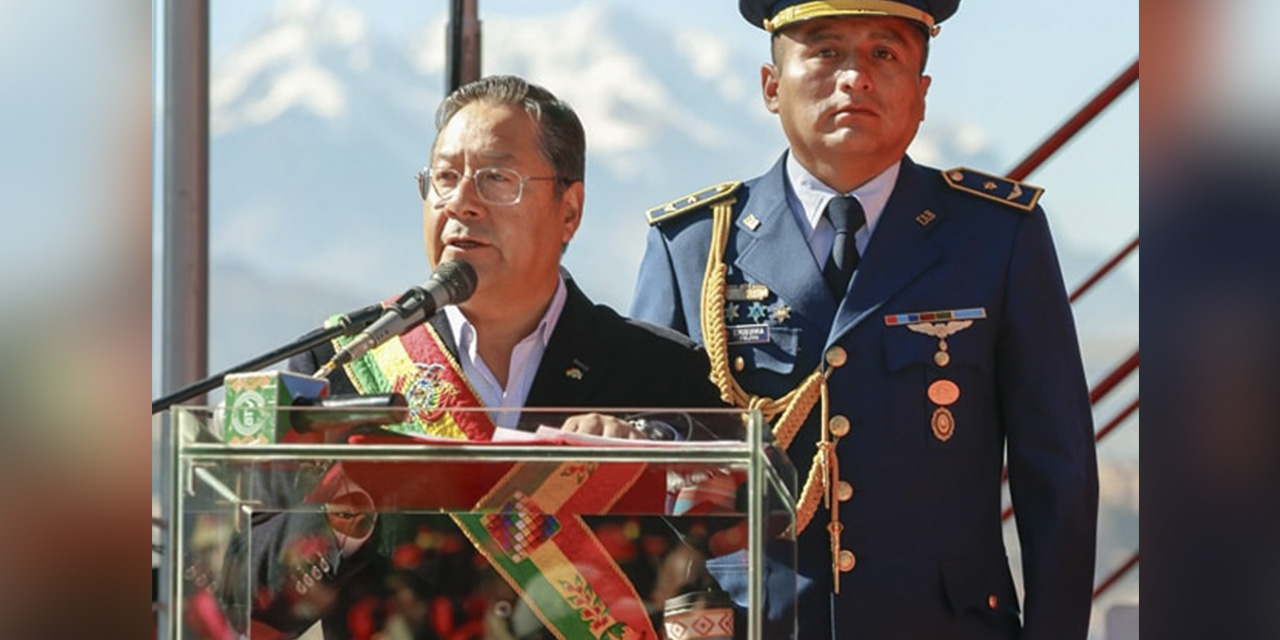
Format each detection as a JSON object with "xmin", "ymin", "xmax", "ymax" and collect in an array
[{"xmin": 784, "ymin": 151, "xmax": 899, "ymax": 268}]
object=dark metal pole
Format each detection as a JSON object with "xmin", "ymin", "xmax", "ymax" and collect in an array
[
  {"xmin": 160, "ymin": 0, "xmax": 209, "ymax": 637},
  {"xmin": 447, "ymin": 0, "xmax": 481, "ymax": 93},
  {"xmin": 162, "ymin": 0, "xmax": 209, "ymax": 399}
]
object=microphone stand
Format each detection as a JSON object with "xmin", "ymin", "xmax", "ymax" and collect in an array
[{"xmin": 151, "ymin": 304, "xmax": 385, "ymax": 414}]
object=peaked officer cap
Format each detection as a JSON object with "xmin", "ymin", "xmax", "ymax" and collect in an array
[{"xmin": 740, "ymin": 0, "xmax": 960, "ymax": 36}]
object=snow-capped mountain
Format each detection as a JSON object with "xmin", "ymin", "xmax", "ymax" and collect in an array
[{"xmin": 202, "ymin": 0, "xmax": 1131, "ymax": 383}]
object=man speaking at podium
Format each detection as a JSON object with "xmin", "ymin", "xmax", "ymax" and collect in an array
[
  {"xmin": 297, "ymin": 74, "xmax": 722, "ymax": 436},
  {"xmin": 231, "ymin": 75, "xmax": 725, "ymax": 639}
]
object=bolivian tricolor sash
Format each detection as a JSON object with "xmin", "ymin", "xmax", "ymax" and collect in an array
[
  {"xmin": 455, "ymin": 463, "xmax": 655, "ymax": 640},
  {"xmin": 333, "ymin": 323, "xmax": 658, "ymax": 639},
  {"xmin": 337, "ymin": 321, "xmax": 495, "ymax": 440}
]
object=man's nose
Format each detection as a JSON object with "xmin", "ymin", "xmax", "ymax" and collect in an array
[
  {"xmin": 835, "ymin": 66, "xmax": 872, "ymax": 93},
  {"xmin": 438, "ymin": 174, "xmax": 484, "ymax": 218}
]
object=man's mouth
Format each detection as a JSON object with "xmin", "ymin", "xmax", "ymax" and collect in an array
[
  {"xmin": 446, "ymin": 237, "xmax": 488, "ymax": 249},
  {"xmin": 835, "ymin": 104, "xmax": 877, "ymax": 117}
]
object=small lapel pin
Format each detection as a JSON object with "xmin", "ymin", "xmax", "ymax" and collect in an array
[{"xmin": 742, "ymin": 213, "xmax": 761, "ymax": 231}]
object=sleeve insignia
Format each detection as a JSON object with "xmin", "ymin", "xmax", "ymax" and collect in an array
[
  {"xmin": 942, "ymin": 167, "xmax": 1044, "ymax": 212},
  {"xmin": 645, "ymin": 181, "xmax": 742, "ymax": 226}
]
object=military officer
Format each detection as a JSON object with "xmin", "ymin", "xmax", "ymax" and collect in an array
[{"xmin": 631, "ymin": 1, "xmax": 1099, "ymax": 638}]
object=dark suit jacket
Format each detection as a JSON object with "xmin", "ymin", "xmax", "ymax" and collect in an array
[
  {"xmin": 227, "ymin": 276, "xmax": 726, "ymax": 638},
  {"xmin": 632, "ymin": 155, "xmax": 1099, "ymax": 640}
]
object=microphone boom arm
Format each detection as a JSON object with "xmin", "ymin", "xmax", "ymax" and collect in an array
[{"xmin": 150, "ymin": 304, "xmax": 384, "ymax": 415}]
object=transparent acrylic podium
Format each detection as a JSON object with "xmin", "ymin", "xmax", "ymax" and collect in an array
[{"xmin": 163, "ymin": 406, "xmax": 798, "ymax": 639}]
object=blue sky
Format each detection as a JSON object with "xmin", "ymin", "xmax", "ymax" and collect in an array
[{"xmin": 200, "ymin": 0, "xmax": 1139, "ymax": 261}]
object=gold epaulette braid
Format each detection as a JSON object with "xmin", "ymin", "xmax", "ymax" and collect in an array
[{"xmin": 698, "ymin": 196, "xmax": 833, "ymax": 544}]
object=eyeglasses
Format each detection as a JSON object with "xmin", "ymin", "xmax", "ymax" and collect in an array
[{"xmin": 416, "ymin": 166, "xmax": 564, "ymax": 206}]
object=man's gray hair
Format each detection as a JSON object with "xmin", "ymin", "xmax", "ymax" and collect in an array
[{"xmin": 434, "ymin": 75, "xmax": 585, "ymax": 193}]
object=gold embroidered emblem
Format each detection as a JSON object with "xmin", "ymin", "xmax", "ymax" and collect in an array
[{"xmin": 398, "ymin": 363, "xmax": 459, "ymax": 424}]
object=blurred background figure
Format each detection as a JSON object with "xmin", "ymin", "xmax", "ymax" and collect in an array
[
  {"xmin": 1143, "ymin": 0, "xmax": 1280, "ymax": 638},
  {"xmin": 0, "ymin": 0, "xmax": 150, "ymax": 637}
]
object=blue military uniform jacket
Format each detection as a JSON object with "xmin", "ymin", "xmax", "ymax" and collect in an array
[{"xmin": 632, "ymin": 154, "xmax": 1099, "ymax": 639}]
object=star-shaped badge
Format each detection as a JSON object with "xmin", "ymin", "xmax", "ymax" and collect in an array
[
  {"xmin": 724, "ymin": 302, "xmax": 740, "ymax": 322},
  {"xmin": 772, "ymin": 304, "xmax": 792, "ymax": 324},
  {"xmin": 747, "ymin": 302, "xmax": 768, "ymax": 323}
]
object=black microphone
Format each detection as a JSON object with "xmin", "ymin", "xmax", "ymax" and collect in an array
[
  {"xmin": 316, "ymin": 260, "xmax": 477, "ymax": 377},
  {"xmin": 290, "ymin": 393, "xmax": 409, "ymax": 434}
]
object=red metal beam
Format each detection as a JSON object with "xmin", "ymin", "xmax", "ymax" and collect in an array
[
  {"xmin": 1070, "ymin": 236, "xmax": 1139, "ymax": 303},
  {"xmin": 1094, "ymin": 398, "xmax": 1139, "ymax": 443},
  {"xmin": 1091, "ymin": 350, "xmax": 1138, "ymax": 405},
  {"xmin": 1093, "ymin": 550, "xmax": 1140, "ymax": 600},
  {"xmin": 1006, "ymin": 59, "xmax": 1140, "ymax": 182}
]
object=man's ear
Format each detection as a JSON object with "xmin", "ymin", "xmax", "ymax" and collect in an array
[
  {"xmin": 762, "ymin": 63, "xmax": 781, "ymax": 114},
  {"xmin": 918, "ymin": 74, "xmax": 932, "ymax": 121},
  {"xmin": 560, "ymin": 181, "xmax": 584, "ymax": 244}
]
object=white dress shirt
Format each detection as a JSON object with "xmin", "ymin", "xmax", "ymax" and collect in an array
[
  {"xmin": 783, "ymin": 152, "xmax": 900, "ymax": 267},
  {"xmin": 443, "ymin": 275, "xmax": 568, "ymax": 429}
]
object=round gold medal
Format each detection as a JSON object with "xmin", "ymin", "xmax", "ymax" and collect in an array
[{"xmin": 927, "ymin": 379, "xmax": 960, "ymax": 406}]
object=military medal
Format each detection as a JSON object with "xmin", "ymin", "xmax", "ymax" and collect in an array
[
  {"xmin": 931, "ymin": 407, "xmax": 955, "ymax": 442},
  {"xmin": 927, "ymin": 379, "xmax": 960, "ymax": 442},
  {"xmin": 725, "ymin": 283, "xmax": 769, "ymax": 301},
  {"xmin": 883, "ymin": 307, "xmax": 987, "ymax": 326},
  {"xmin": 772, "ymin": 304, "xmax": 792, "ymax": 324},
  {"xmin": 884, "ymin": 309, "xmax": 985, "ymax": 443},
  {"xmin": 885, "ymin": 308, "xmax": 986, "ymax": 368},
  {"xmin": 927, "ymin": 379, "xmax": 960, "ymax": 405},
  {"xmin": 724, "ymin": 302, "xmax": 740, "ymax": 322},
  {"xmin": 907, "ymin": 319, "xmax": 973, "ymax": 368}
]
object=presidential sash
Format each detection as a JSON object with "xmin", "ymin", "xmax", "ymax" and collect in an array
[
  {"xmin": 455, "ymin": 463, "xmax": 655, "ymax": 640},
  {"xmin": 332, "ymin": 322, "xmax": 658, "ymax": 639},
  {"xmin": 337, "ymin": 321, "xmax": 495, "ymax": 440}
]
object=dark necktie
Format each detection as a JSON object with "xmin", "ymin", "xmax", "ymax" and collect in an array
[{"xmin": 822, "ymin": 195, "xmax": 866, "ymax": 296}]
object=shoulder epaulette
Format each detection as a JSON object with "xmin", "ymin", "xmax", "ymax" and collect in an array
[
  {"xmin": 942, "ymin": 167, "xmax": 1043, "ymax": 212},
  {"xmin": 645, "ymin": 181, "xmax": 742, "ymax": 226}
]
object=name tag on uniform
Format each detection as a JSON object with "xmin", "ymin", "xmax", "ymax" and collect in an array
[{"xmin": 727, "ymin": 323, "xmax": 770, "ymax": 345}]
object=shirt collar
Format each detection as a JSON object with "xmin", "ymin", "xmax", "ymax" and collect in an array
[
  {"xmin": 785, "ymin": 152, "xmax": 901, "ymax": 236},
  {"xmin": 445, "ymin": 274, "xmax": 567, "ymax": 356}
]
